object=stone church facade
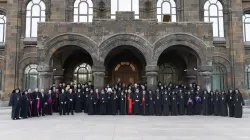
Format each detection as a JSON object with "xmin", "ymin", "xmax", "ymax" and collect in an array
[{"xmin": 0, "ymin": 0, "xmax": 250, "ymax": 98}]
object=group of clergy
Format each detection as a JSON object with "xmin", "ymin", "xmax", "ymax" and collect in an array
[{"xmin": 8, "ymin": 81, "xmax": 245, "ymax": 120}]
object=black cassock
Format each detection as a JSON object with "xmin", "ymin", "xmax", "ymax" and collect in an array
[
  {"xmin": 171, "ymin": 93, "xmax": 178, "ymax": 116},
  {"xmin": 146, "ymin": 93, "xmax": 154, "ymax": 115},
  {"xmin": 75, "ymin": 92, "xmax": 82, "ymax": 113},
  {"xmin": 219, "ymin": 94, "xmax": 228, "ymax": 116},
  {"xmin": 51, "ymin": 91, "xmax": 58, "ymax": 112},
  {"xmin": 45, "ymin": 94, "xmax": 52, "ymax": 115},
  {"xmin": 88, "ymin": 93, "xmax": 95, "ymax": 115},
  {"xmin": 213, "ymin": 94, "xmax": 220, "ymax": 116},
  {"xmin": 178, "ymin": 92, "xmax": 185, "ymax": 115},
  {"xmin": 186, "ymin": 94, "xmax": 194, "ymax": 115},
  {"xmin": 120, "ymin": 94, "xmax": 126, "ymax": 115},
  {"xmin": 202, "ymin": 93, "xmax": 210, "ymax": 115},
  {"xmin": 59, "ymin": 93, "xmax": 66, "ymax": 115},
  {"xmin": 106, "ymin": 93, "xmax": 112, "ymax": 115},
  {"xmin": 233, "ymin": 93, "xmax": 244, "ymax": 118},
  {"xmin": 111, "ymin": 93, "xmax": 118, "ymax": 115},
  {"xmin": 9, "ymin": 91, "xmax": 22, "ymax": 120},
  {"xmin": 227, "ymin": 92, "xmax": 234, "ymax": 117},
  {"xmin": 31, "ymin": 92, "xmax": 40, "ymax": 117},
  {"xmin": 154, "ymin": 93, "xmax": 162, "ymax": 116},
  {"xmin": 194, "ymin": 94, "xmax": 202, "ymax": 115},
  {"xmin": 100, "ymin": 93, "xmax": 107, "ymax": 115},
  {"xmin": 67, "ymin": 92, "xmax": 74, "ymax": 115},
  {"xmin": 133, "ymin": 93, "xmax": 140, "ymax": 115},
  {"xmin": 162, "ymin": 93, "xmax": 170, "ymax": 116},
  {"xmin": 209, "ymin": 93, "xmax": 214, "ymax": 115},
  {"xmin": 84, "ymin": 91, "xmax": 89, "ymax": 113},
  {"xmin": 20, "ymin": 94, "xmax": 30, "ymax": 118}
]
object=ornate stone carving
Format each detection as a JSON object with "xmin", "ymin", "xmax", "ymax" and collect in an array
[
  {"xmin": 145, "ymin": 22, "xmax": 157, "ymax": 36},
  {"xmin": 94, "ymin": 21, "xmax": 104, "ymax": 36},
  {"xmin": 40, "ymin": 35, "xmax": 49, "ymax": 45}
]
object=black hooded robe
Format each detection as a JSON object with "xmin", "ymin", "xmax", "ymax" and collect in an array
[{"xmin": 9, "ymin": 91, "xmax": 21, "ymax": 120}]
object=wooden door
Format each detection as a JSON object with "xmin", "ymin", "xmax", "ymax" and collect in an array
[{"xmin": 113, "ymin": 62, "xmax": 138, "ymax": 85}]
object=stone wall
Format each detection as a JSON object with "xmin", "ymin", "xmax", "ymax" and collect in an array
[{"xmin": 0, "ymin": 0, "xmax": 248, "ymax": 98}]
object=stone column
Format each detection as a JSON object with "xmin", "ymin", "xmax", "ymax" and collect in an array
[
  {"xmin": 53, "ymin": 68, "xmax": 64, "ymax": 86},
  {"xmin": 38, "ymin": 65, "xmax": 53, "ymax": 91},
  {"xmin": 92, "ymin": 65, "xmax": 105, "ymax": 90},
  {"xmin": 186, "ymin": 75, "xmax": 197, "ymax": 84},
  {"xmin": 198, "ymin": 65, "xmax": 213, "ymax": 92},
  {"xmin": 145, "ymin": 65, "xmax": 159, "ymax": 91},
  {"xmin": 54, "ymin": 76, "xmax": 64, "ymax": 86}
]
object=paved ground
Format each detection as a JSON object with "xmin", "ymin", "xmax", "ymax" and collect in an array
[{"xmin": 0, "ymin": 108, "xmax": 250, "ymax": 140}]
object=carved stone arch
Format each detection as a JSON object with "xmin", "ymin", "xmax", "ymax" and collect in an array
[
  {"xmin": 18, "ymin": 56, "xmax": 38, "ymax": 89},
  {"xmin": 0, "ymin": 8, "xmax": 6, "ymax": 15},
  {"xmin": 153, "ymin": 33, "xmax": 208, "ymax": 66},
  {"xmin": 41, "ymin": 33, "xmax": 98, "ymax": 67},
  {"xmin": 243, "ymin": 8, "xmax": 250, "ymax": 14},
  {"xmin": 98, "ymin": 34, "xmax": 153, "ymax": 66},
  {"xmin": 212, "ymin": 56, "xmax": 231, "ymax": 72}
]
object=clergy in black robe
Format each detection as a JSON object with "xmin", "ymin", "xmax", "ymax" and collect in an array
[
  {"xmin": 171, "ymin": 91, "xmax": 178, "ymax": 116},
  {"xmin": 227, "ymin": 89, "xmax": 234, "ymax": 117},
  {"xmin": 94, "ymin": 89, "xmax": 100, "ymax": 115},
  {"xmin": 120, "ymin": 91, "xmax": 126, "ymax": 115},
  {"xmin": 209, "ymin": 91, "xmax": 214, "ymax": 115},
  {"xmin": 9, "ymin": 88, "xmax": 22, "ymax": 120},
  {"xmin": 59, "ymin": 89, "xmax": 67, "ymax": 115},
  {"xmin": 106, "ymin": 89, "xmax": 112, "ymax": 115},
  {"xmin": 133, "ymin": 89, "xmax": 140, "ymax": 115},
  {"xmin": 66, "ymin": 89, "xmax": 74, "ymax": 115},
  {"xmin": 140, "ymin": 90, "xmax": 146, "ymax": 115},
  {"xmin": 194, "ymin": 91, "xmax": 202, "ymax": 115},
  {"xmin": 202, "ymin": 90, "xmax": 210, "ymax": 115},
  {"xmin": 213, "ymin": 91, "xmax": 220, "ymax": 116},
  {"xmin": 84, "ymin": 88, "xmax": 90, "ymax": 113},
  {"xmin": 186, "ymin": 91, "xmax": 194, "ymax": 115},
  {"xmin": 31, "ymin": 88, "xmax": 40, "ymax": 117},
  {"xmin": 46, "ymin": 90, "xmax": 53, "ymax": 115},
  {"xmin": 51, "ymin": 87, "xmax": 58, "ymax": 113},
  {"xmin": 154, "ymin": 89, "xmax": 162, "ymax": 116},
  {"xmin": 111, "ymin": 91, "xmax": 118, "ymax": 115},
  {"xmin": 100, "ymin": 89, "xmax": 107, "ymax": 115},
  {"xmin": 233, "ymin": 89, "xmax": 244, "ymax": 118},
  {"xmin": 178, "ymin": 89, "xmax": 185, "ymax": 115},
  {"xmin": 39, "ymin": 89, "xmax": 47, "ymax": 116},
  {"xmin": 219, "ymin": 91, "xmax": 228, "ymax": 116},
  {"xmin": 75, "ymin": 88, "xmax": 82, "ymax": 113},
  {"xmin": 162, "ymin": 91, "xmax": 170, "ymax": 116},
  {"xmin": 88, "ymin": 90, "xmax": 95, "ymax": 115},
  {"xmin": 20, "ymin": 90, "xmax": 30, "ymax": 118},
  {"xmin": 27, "ymin": 89, "xmax": 33, "ymax": 117},
  {"xmin": 146, "ymin": 90, "xmax": 154, "ymax": 115}
]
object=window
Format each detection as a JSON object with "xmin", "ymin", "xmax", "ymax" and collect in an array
[
  {"xmin": 243, "ymin": 13, "xmax": 250, "ymax": 42},
  {"xmin": 26, "ymin": 0, "xmax": 46, "ymax": 38},
  {"xmin": 73, "ymin": 0, "xmax": 93, "ymax": 22},
  {"xmin": 212, "ymin": 63, "xmax": 227, "ymax": 90},
  {"xmin": 204, "ymin": 0, "xmax": 224, "ymax": 37},
  {"xmin": 24, "ymin": 64, "xmax": 38, "ymax": 90},
  {"xmin": 157, "ymin": 0, "xmax": 176, "ymax": 22},
  {"xmin": 0, "ymin": 14, "xmax": 6, "ymax": 43},
  {"xmin": 246, "ymin": 65, "xmax": 250, "ymax": 89},
  {"xmin": 158, "ymin": 63, "xmax": 177, "ymax": 84},
  {"xmin": 111, "ymin": 0, "xmax": 139, "ymax": 19},
  {"xmin": 74, "ymin": 63, "xmax": 92, "ymax": 84}
]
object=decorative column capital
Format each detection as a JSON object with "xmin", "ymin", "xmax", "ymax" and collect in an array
[
  {"xmin": 145, "ymin": 65, "xmax": 159, "ymax": 72},
  {"xmin": 199, "ymin": 71, "xmax": 212, "ymax": 77},
  {"xmin": 145, "ymin": 72, "xmax": 158, "ymax": 76},
  {"xmin": 93, "ymin": 71, "xmax": 105, "ymax": 77},
  {"xmin": 37, "ymin": 64, "xmax": 53, "ymax": 72},
  {"xmin": 92, "ymin": 65, "xmax": 105, "ymax": 72},
  {"xmin": 198, "ymin": 65, "xmax": 213, "ymax": 72}
]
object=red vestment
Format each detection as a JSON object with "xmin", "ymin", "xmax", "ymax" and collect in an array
[{"xmin": 128, "ymin": 97, "xmax": 133, "ymax": 114}]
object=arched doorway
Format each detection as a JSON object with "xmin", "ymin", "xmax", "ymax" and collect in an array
[
  {"xmin": 157, "ymin": 45, "xmax": 199, "ymax": 85},
  {"xmin": 51, "ymin": 45, "xmax": 93, "ymax": 84},
  {"xmin": 104, "ymin": 45, "xmax": 146, "ymax": 85}
]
